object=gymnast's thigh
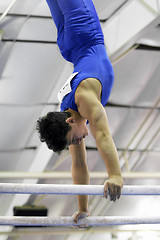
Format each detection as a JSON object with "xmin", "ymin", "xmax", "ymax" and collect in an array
[
  {"xmin": 57, "ymin": 0, "xmax": 103, "ymax": 47},
  {"xmin": 46, "ymin": 0, "xmax": 64, "ymax": 34}
]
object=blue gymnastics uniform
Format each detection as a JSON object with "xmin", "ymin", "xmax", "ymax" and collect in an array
[{"xmin": 46, "ymin": 0, "xmax": 114, "ymax": 112}]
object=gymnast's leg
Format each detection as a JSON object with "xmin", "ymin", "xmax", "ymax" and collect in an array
[
  {"xmin": 46, "ymin": 0, "xmax": 64, "ymax": 34},
  {"xmin": 56, "ymin": 0, "xmax": 98, "ymax": 18},
  {"xmin": 46, "ymin": 0, "xmax": 104, "ymax": 62},
  {"xmin": 55, "ymin": 0, "xmax": 104, "ymax": 62}
]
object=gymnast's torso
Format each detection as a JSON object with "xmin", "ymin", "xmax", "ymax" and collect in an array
[
  {"xmin": 58, "ymin": 44, "xmax": 114, "ymax": 112},
  {"xmin": 47, "ymin": 0, "xmax": 114, "ymax": 112}
]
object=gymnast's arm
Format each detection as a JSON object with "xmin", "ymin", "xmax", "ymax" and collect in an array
[
  {"xmin": 69, "ymin": 140, "xmax": 90, "ymax": 222},
  {"xmin": 75, "ymin": 89, "xmax": 124, "ymax": 201}
]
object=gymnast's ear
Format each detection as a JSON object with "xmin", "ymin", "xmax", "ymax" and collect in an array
[{"xmin": 66, "ymin": 117, "xmax": 75, "ymax": 124}]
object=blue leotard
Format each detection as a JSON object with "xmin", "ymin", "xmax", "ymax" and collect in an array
[{"xmin": 46, "ymin": 0, "xmax": 114, "ymax": 111}]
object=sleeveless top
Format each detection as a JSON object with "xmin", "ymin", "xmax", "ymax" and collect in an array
[{"xmin": 57, "ymin": 44, "xmax": 114, "ymax": 112}]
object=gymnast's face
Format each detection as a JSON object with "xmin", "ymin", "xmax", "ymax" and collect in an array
[{"xmin": 66, "ymin": 117, "xmax": 88, "ymax": 146}]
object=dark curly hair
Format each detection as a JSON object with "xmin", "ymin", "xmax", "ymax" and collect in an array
[{"xmin": 36, "ymin": 111, "xmax": 71, "ymax": 153}]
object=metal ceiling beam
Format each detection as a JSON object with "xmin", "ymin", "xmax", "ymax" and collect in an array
[
  {"xmin": 109, "ymin": 15, "xmax": 160, "ymax": 62},
  {"xmin": 127, "ymin": 108, "xmax": 160, "ymax": 163},
  {"xmin": 0, "ymin": 0, "xmax": 17, "ymax": 23},
  {"xmin": 0, "ymin": 100, "xmax": 159, "ymax": 110},
  {"xmin": 0, "ymin": 0, "xmax": 131, "ymax": 23},
  {"xmin": 1, "ymin": 39, "xmax": 57, "ymax": 44},
  {"xmin": 100, "ymin": 0, "xmax": 132, "ymax": 22},
  {"xmin": 0, "ymin": 13, "xmax": 52, "ymax": 19},
  {"xmin": 137, "ymin": 44, "xmax": 160, "ymax": 51},
  {"xmin": 119, "ymin": 98, "xmax": 160, "ymax": 167},
  {"xmin": 0, "ymin": 12, "xmax": 107, "ymax": 22},
  {"xmin": 0, "ymin": 146, "xmax": 160, "ymax": 153},
  {"xmin": 131, "ymin": 126, "xmax": 160, "ymax": 170},
  {"xmin": 0, "ymin": 171, "xmax": 160, "ymax": 179},
  {"xmin": 138, "ymin": 0, "xmax": 160, "ymax": 16}
]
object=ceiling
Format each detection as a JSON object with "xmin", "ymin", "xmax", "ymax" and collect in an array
[{"xmin": 0, "ymin": 0, "xmax": 160, "ymax": 239}]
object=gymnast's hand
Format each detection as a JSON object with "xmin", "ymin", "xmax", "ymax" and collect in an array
[
  {"xmin": 72, "ymin": 211, "xmax": 90, "ymax": 229},
  {"xmin": 104, "ymin": 175, "xmax": 124, "ymax": 202}
]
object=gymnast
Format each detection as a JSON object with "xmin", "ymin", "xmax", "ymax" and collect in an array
[{"xmin": 37, "ymin": 0, "xmax": 124, "ymax": 224}]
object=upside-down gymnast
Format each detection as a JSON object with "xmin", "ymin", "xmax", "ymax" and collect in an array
[{"xmin": 37, "ymin": 0, "xmax": 124, "ymax": 224}]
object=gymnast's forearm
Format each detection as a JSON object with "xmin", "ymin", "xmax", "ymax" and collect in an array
[
  {"xmin": 71, "ymin": 161, "xmax": 90, "ymax": 212},
  {"xmin": 70, "ymin": 142, "xmax": 90, "ymax": 212},
  {"xmin": 96, "ymin": 132, "xmax": 122, "ymax": 178}
]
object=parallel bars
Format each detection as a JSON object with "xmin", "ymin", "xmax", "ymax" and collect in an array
[
  {"xmin": 1, "ymin": 184, "xmax": 160, "ymax": 226},
  {"xmin": 0, "ymin": 183, "xmax": 160, "ymax": 195},
  {"xmin": 0, "ymin": 216, "xmax": 160, "ymax": 226}
]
